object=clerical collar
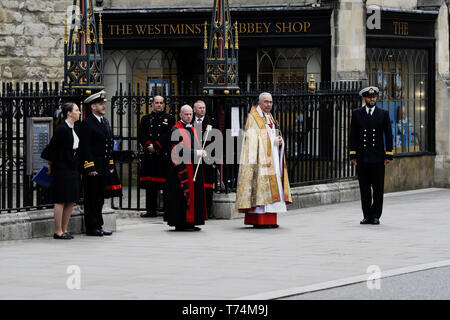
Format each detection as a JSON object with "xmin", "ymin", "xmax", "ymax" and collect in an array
[{"xmin": 181, "ymin": 120, "xmax": 192, "ymax": 128}]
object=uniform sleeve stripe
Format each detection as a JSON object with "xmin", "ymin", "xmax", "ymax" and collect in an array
[
  {"xmin": 84, "ymin": 162, "xmax": 95, "ymax": 169},
  {"xmin": 385, "ymin": 151, "xmax": 394, "ymax": 155},
  {"xmin": 350, "ymin": 151, "xmax": 356, "ymax": 155}
]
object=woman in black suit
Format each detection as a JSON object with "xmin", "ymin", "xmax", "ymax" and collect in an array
[{"xmin": 41, "ymin": 102, "xmax": 81, "ymax": 239}]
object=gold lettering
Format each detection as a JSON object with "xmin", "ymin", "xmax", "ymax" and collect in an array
[
  {"xmin": 247, "ymin": 23, "xmax": 255, "ymax": 33},
  {"xmin": 255, "ymin": 23, "xmax": 263, "ymax": 33},
  {"xmin": 162, "ymin": 24, "xmax": 169, "ymax": 34},
  {"xmin": 185, "ymin": 24, "xmax": 195, "ymax": 34},
  {"xmin": 126, "ymin": 25, "xmax": 133, "ymax": 35},
  {"xmin": 304, "ymin": 21, "xmax": 311, "ymax": 32},
  {"xmin": 239, "ymin": 22, "xmax": 247, "ymax": 34},
  {"xmin": 148, "ymin": 24, "xmax": 155, "ymax": 35},
  {"xmin": 195, "ymin": 24, "xmax": 202, "ymax": 34},
  {"xmin": 275, "ymin": 22, "xmax": 282, "ymax": 33},
  {"xmin": 393, "ymin": 21, "xmax": 399, "ymax": 34},
  {"xmin": 263, "ymin": 22, "xmax": 271, "ymax": 33},
  {"xmin": 136, "ymin": 25, "xmax": 147, "ymax": 35},
  {"xmin": 108, "ymin": 25, "xmax": 116, "ymax": 35},
  {"xmin": 282, "ymin": 22, "xmax": 292, "ymax": 33},
  {"xmin": 170, "ymin": 24, "xmax": 180, "ymax": 34},
  {"xmin": 154, "ymin": 24, "xmax": 161, "ymax": 35},
  {"xmin": 293, "ymin": 22, "xmax": 303, "ymax": 32},
  {"xmin": 393, "ymin": 21, "xmax": 408, "ymax": 35}
]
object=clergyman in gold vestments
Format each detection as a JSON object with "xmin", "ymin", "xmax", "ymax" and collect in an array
[{"xmin": 235, "ymin": 92, "xmax": 292, "ymax": 228}]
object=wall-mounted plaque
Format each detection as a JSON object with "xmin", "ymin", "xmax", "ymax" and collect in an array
[{"xmin": 26, "ymin": 117, "xmax": 53, "ymax": 175}]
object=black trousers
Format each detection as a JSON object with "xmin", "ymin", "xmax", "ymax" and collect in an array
[
  {"xmin": 205, "ymin": 187, "xmax": 214, "ymax": 218},
  {"xmin": 83, "ymin": 174, "xmax": 106, "ymax": 232},
  {"xmin": 356, "ymin": 162, "xmax": 385, "ymax": 219},
  {"xmin": 146, "ymin": 186, "xmax": 166, "ymax": 214}
]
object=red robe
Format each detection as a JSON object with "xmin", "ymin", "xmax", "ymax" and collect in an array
[{"xmin": 164, "ymin": 121, "xmax": 208, "ymax": 226}]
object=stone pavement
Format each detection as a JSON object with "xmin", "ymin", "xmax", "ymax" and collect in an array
[{"xmin": 1, "ymin": 188, "xmax": 450, "ymax": 300}]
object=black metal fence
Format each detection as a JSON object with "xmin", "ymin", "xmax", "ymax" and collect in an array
[
  {"xmin": 0, "ymin": 80, "xmax": 360, "ymax": 213},
  {"xmin": 109, "ymin": 80, "xmax": 361, "ymax": 211},
  {"xmin": 0, "ymin": 82, "xmax": 85, "ymax": 213}
]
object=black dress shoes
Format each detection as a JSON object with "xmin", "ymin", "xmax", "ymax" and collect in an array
[
  {"xmin": 253, "ymin": 224, "xmax": 279, "ymax": 229},
  {"xmin": 360, "ymin": 218, "xmax": 372, "ymax": 224},
  {"xmin": 86, "ymin": 229, "xmax": 103, "ymax": 236},
  {"xmin": 99, "ymin": 228, "xmax": 112, "ymax": 236},
  {"xmin": 140, "ymin": 212, "xmax": 157, "ymax": 218},
  {"xmin": 63, "ymin": 233, "xmax": 74, "ymax": 239},
  {"xmin": 371, "ymin": 218, "xmax": 380, "ymax": 225},
  {"xmin": 175, "ymin": 226, "xmax": 201, "ymax": 231},
  {"xmin": 53, "ymin": 233, "xmax": 72, "ymax": 240}
]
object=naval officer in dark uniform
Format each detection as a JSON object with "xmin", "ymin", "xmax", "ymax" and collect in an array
[
  {"xmin": 138, "ymin": 95, "xmax": 175, "ymax": 217},
  {"xmin": 349, "ymin": 86, "xmax": 393, "ymax": 225},
  {"xmin": 192, "ymin": 100, "xmax": 218, "ymax": 219},
  {"xmin": 78, "ymin": 90, "xmax": 114, "ymax": 236}
]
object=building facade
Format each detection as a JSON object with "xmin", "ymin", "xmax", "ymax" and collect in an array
[{"xmin": 1, "ymin": 0, "xmax": 450, "ymax": 191}]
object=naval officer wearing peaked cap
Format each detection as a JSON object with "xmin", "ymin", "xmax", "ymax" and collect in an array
[
  {"xmin": 349, "ymin": 86, "xmax": 393, "ymax": 225},
  {"xmin": 78, "ymin": 90, "xmax": 114, "ymax": 236}
]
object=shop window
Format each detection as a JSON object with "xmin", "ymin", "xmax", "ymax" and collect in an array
[
  {"xmin": 256, "ymin": 48, "xmax": 321, "ymax": 90},
  {"xmin": 104, "ymin": 49, "xmax": 178, "ymax": 97},
  {"xmin": 367, "ymin": 48, "xmax": 428, "ymax": 154}
]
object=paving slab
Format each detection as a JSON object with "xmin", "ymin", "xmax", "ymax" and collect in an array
[{"xmin": 1, "ymin": 188, "xmax": 449, "ymax": 300}]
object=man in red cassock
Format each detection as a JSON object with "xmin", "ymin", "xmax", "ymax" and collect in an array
[{"xmin": 165, "ymin": 105, "xmax": 208, "ymax": 231}]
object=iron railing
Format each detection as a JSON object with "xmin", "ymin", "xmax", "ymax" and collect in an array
[
  {"xmin": 0, "ymin": 80, "xmax": 360, "ymax": 213},
  {"xmin": 109, "ymin": 80, "xmax": 361, "ymax": 211}
]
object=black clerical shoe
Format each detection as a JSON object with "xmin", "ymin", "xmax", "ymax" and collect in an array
[
  {"xmin": 99, "ymin": 228, "xmax": 112, "ymax": 236},
  {"xmin": 175, "ymin": 226, "xmax": 201, "ymax": 231},
  {"xmin": 86, "ymin": 229, "xmax": 103, "ymax": 236},
  {"xmin": 371, "ymin": 218, "xmax": 380, "ymax": 225},
  {"xmin": 360, "ymin": 218, "xmax": 372, "ymax": 225},
  {"xmin": 63, "ymin": 233, "xmax": 74, "ymax": 239},
  {"xmin": 140, "ymin": 212, "xmax": 157, "ymax": 218},
  {"xmin": 53, "ymin": 233, "xmax": 72, "ymax": 240},
  {"xmin": 253, "ymin": 224, "xmax": 279, "ymax": 229}
]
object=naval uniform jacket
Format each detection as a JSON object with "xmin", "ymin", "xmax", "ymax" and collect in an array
[
  {"xmin": 138, "ymin": 111, "xmax": 175, "ymax": 188},
  {"xmin": 349, "ymin": 106, "xmax": 394, "ymax": 163},
  {"xmin": 78, "ymin": 114, "xmax": 114, "ymax": 176}
]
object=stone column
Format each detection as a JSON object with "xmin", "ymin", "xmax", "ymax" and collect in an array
[
  {"xmin": 434, "ymin": 0, "xmax": 450, "ymax": 187},
  {"xmin": 333, "ymin": 0, "xmax": 367, "ymax": 82}
]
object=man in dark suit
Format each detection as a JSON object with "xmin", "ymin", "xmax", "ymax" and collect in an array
[
  {"xmin": 78, "ymin": 90, "xmax": 114, "ymax": 236},
  {"xmin": 192, "ymin": 100, "xmax": 217, "ymax": 219},
  {"xmin": 138, "ymin": 95, "xmax": 175, "ymax": 217},
  {"xmin": 349, "ymin": 86, "xmax": 393, "ymax": 225}
]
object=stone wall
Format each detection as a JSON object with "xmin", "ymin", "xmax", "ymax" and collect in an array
[
  {"xmin": 367, "ymin": 0, "xmax": 417, "ymax": 8},
  {"xmin": 433, "ymin": 1, "xmax": 450, "ymax": 187},
  {"xmin": 385, "ymin": 155, "xmax": 435, "ymax": 192},
  {"xmin": 104, "ymin": 0, "xmax": 317, "ymax": 8},
  {"xmin": 0, "ymin": 0, "xmax": 72, "ymax": 83}
]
